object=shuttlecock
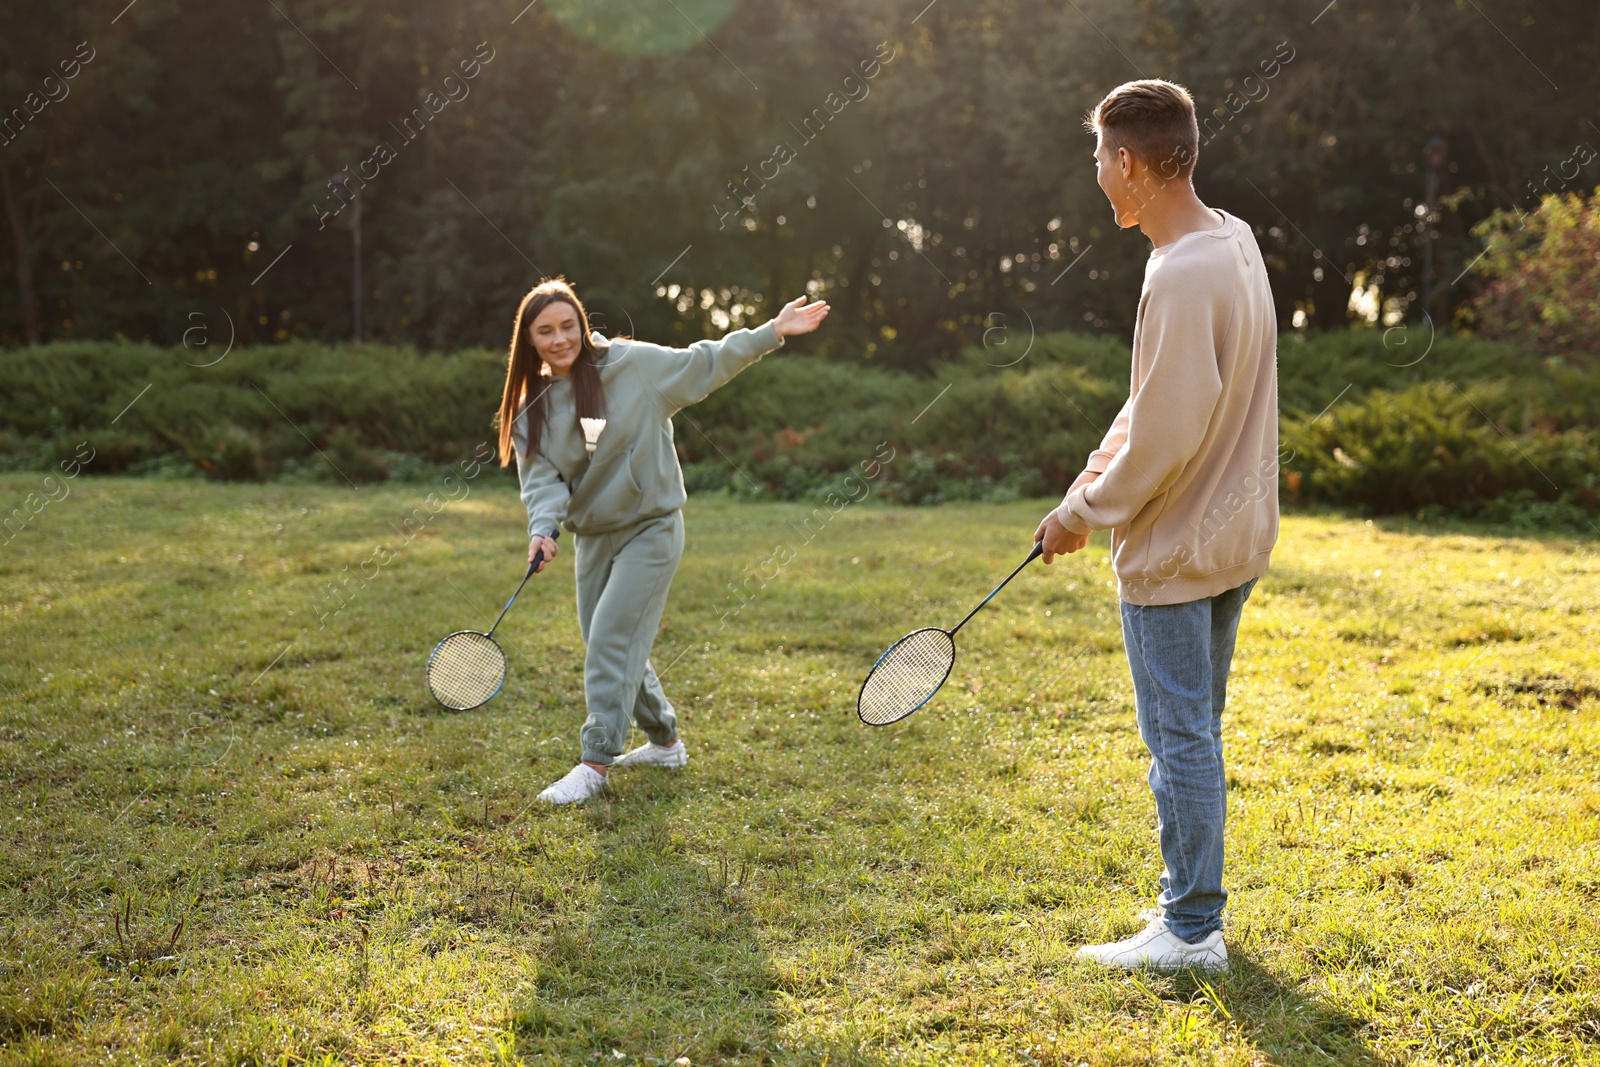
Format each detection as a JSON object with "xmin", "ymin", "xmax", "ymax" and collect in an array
[{"xmin": 580, "ymin": 417, "xmax": 607, "ymax": 454}]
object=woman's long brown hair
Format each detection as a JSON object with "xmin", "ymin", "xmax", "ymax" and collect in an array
[{"xmin": 496, "ymin": 278, "xmax": 607, "ymax": 467}]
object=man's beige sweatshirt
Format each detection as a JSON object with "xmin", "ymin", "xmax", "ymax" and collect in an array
[{"xmin": 1055, "ymin": 209, "xmax": 1279, "ymax": 606}]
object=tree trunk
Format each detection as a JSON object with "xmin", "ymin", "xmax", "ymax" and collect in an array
[{"xmin": 0, "ymin": 161, "xmax": 40, "ymax": 346}]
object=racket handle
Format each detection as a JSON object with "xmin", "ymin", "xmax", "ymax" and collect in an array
[{"xmin": 494, "ymin": 531, "xmax": 560, "ymax": 636}]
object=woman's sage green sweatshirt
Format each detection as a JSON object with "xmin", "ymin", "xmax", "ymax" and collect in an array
[{"xmin": 512, "ymin": 319, "xmax": 784, "ymax": 538}]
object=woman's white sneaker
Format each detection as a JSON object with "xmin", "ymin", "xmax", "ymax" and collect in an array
[
  {"xmin": 613, "ymin": 740, "xmax": 688, "ymax": 769},
  {"xmin": 538, "ymin": 763, "xmax": 607, "ymax": 805},
  {"xmin": 1076, "ymin": 917, "xmax": 1228, "ymax": 973}
]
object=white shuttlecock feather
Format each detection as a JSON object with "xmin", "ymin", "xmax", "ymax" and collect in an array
[{"xmin": 579, "ymin": 417, "xmax": 607, "ymax": 454}]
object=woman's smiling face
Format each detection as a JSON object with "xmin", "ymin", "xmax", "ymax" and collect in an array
[{"xmin": 529, "ymin": 300, "xmax": 584, "ymax": 377}]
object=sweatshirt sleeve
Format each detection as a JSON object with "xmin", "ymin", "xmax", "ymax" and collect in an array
[
  {"xmin": 1083, "ymin": 397, "xmax": 1132, "ymax": 475},
  {"xmin": 643, "ymin": 319, "xmax": 785, "ymax": 413},
  {"xmin": 1056, "ymin": 277, "xmax": 1225, "ymax": 535},
  {"xmin": 511, "ymin": 415, "xmax": 569, "ymax": 539}
]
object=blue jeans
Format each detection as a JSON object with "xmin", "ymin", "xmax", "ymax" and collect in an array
[{"xmin": 1119, "ymin": 577, "xmax": 1257, "ymax": 943}]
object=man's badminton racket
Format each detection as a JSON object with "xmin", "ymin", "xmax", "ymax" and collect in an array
[
  {"xmin": 426, "ymin": 533, "xmax": 558, "ymax": 711},
  {"xmin": 857, "ymin": 542, "xmax": 1044, "ymax": 726}
]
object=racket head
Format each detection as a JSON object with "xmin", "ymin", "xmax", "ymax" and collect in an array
[
  {"xmin": 857, "ymin": 626, "xmax": 957, "ymax": 726},
  {"xmin": 426, "ymin": 630, "xmax": 509, "ymax": 711}
]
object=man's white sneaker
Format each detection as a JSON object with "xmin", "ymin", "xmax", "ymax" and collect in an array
[
  {"xmin": 613, "ymin": 740, "xmax": 688, "ymax": 769},
  {"xmin": 537, "ymin": 764, "xmax": 607, "ymax": 805},
  {"xmin": 1076, "ymin": 918, "xmax": 1228, "ymax": 973}
]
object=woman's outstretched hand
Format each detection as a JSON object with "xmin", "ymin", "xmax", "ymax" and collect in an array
[{"xmin": 773, "ymin": 295, "xmax": 830, "ymax": 338}]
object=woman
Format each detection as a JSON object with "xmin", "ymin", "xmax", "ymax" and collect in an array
[{"xmin": 497, "ymin": 278, "xmax": 829, "ymax": 804}]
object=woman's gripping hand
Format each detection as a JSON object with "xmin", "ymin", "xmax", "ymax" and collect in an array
[{"xmin": 529, "ymin": 535, "xmax": 559, "ymax": 573}]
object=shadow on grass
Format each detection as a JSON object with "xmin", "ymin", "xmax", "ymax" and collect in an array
[
  {"xmin": 1179, "ymin": 951, "xmax": 1384, "ymax": 1066},
  {"xmin": 506, "ymin": 771, "xmax": 783, "ymax": 1065}
]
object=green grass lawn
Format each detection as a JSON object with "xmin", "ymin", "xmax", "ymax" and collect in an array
[{"xmin": 2, "ymin": 475, "xmax": 1597, "ymax": 1066}]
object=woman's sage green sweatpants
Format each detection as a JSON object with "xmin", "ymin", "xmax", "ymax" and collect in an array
[{"xmin": 573, "ymin": 510, "xmax": 684, "ymax": 766}]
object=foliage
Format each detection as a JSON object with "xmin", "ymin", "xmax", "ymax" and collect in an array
[
  {"xmin": 4, "ymin": 328, "xmax": 1598, "ymax": 523},
  {"xmin": 1467, "ymin": 186, "xmax": 1600, "ymax": 363},
  {"xmin": 0, "ymin": 341, "xmax": 509, "ymax": 482},
  {"xmin": 1, "ymin": 483, "xmax": 1597, "ymax": 1063},
  {"xmin": 2, "ymin": 1, "xmax": 1599, "ymax": 353},
  {"xmin": 1273, "ymin": 324, "xmax": 1600, "ymax": 526},
  {"xmin": 681, "ymin": 329, "xmax": 1129, "ymax": 503},
  {"xmin": 1281, "ymin": 381, "xmax": 1599, "ymax": 525}
]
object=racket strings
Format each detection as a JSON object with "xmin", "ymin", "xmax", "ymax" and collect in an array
[
  {"xmin": 858, "ymin": 628, "xmax": 956, "ymax": 725},
  {"xmin": 427, "ymin": 631, "xmax": 508, "ymax": 710}
]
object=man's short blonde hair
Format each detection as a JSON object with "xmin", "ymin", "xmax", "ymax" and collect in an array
[{"xmin": 1086, "ymin": 79, "xmax": 1200, "ymax": 181}]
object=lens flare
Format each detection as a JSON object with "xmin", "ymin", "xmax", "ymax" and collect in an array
[{"xmin": 545, "ymin": 0, "xmax": 741, "ymax": 57}]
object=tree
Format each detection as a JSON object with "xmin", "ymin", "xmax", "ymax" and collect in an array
[
  {"xmin": 1468, "ymin": 185, "xmax": 1600, "ymax": 363},
  {"xmin": 2, "ymin": 0, "xmax": 1597, "ymax": 357}
]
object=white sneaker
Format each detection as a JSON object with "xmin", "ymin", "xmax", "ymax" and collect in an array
[
  {"xmin": 613, "ymin": 740, "xmax": 688, "ymax": 769},
  {"xmin": 537, "ymin": 764, "xmax": 607, "ymax": 805},
  {"xmin": 1076, "ymin": 917, "xmax": 1228, "ymax": 973}
]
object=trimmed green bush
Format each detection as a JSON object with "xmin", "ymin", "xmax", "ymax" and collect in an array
[
  {"xmin": 1, "ymin": 329, "xmax": 1595, "ymax": 523},
  {"xmin": 0, "ymin": 342, "xmax": 506, "ymax": 479},
  {"xmin": 1282, "ymin": 381, "xmax": 1598, "ymax": 515}
]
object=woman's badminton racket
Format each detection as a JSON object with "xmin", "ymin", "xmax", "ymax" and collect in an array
[
  {"xmin": 857, "ymin": 542, "xmax": 1044, "ymax": 726},
  {"xmin": 426, "ymin": 533, "xmax": 558, "ymax": 711}
]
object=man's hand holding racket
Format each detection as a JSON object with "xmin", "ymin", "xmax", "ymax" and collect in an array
[
  {"xmin": 1035, "ymin": 470, "xmax": 1099, "ymax": 563},
  {"xmin": 529, "ymin": 535, "xmax": 559, "ymax": 573}
]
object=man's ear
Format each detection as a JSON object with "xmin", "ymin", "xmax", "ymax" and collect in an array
[{"xmin": 1117, "ymin": 145, "xmax": 1136, "ymax": 181}]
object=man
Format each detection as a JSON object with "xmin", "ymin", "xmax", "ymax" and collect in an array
[{"xmin": 1034, "ymin": 79, "xmax": 1279, "ymax": 971}]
